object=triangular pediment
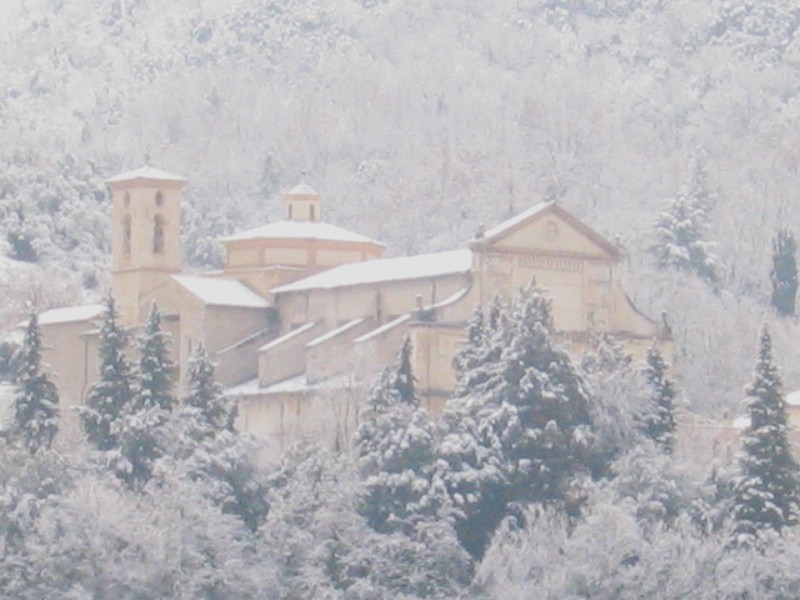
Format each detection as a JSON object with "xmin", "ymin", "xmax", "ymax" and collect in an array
[{"xmin": 471, "ymin": 202, "xmax": 620, "ymax": 259}]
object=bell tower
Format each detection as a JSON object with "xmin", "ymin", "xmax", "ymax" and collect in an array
[
  {"xmin": 106, "ymin": 166, "xmax": 187, "ymax": 325},
  {"xmin": 285, "ymin": 183, "xmax": 322, "ymax": 221}
]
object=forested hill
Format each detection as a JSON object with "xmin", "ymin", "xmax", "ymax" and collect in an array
[{"xmin": 4, "ymin": 0, "xmax": 800, "ymax": 412}]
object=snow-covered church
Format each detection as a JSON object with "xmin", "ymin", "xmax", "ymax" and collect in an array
[{"xmin": 39, "ymin": 166, "xmax": 668, "ymax": 457}]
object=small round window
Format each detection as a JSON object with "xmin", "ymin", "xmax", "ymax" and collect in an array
[
  {"xmin": 545, "ymin": 221, "xmax": 559, "ymax": 239},
  {"xmin": 155, "ymin": 191, "xmax": 165, "ymax": 207}
]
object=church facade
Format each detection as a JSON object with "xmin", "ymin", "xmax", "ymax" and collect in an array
[{"xmin": 39, "ymin": 166, "xmax": 668, "ymax": 457}]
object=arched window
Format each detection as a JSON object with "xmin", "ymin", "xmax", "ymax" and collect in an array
[
  {"xmin": 153, "ymin": 215, "xmax": 165, "ymax": 254},
  {"xmin": 123, "ymin": 216, "xmax": 132, "ymax": 256},
  {"xmin": 288, "ymin": 203, "xmax": 294, "ymax": 220},
  {"xmin": 309, "ymin": 204, "xmax": 316, "ymax": 221},
  {"xmin": 155, "ymin": 191, "xmax": 164, "ymax": 207},
  {"xmin": 124, "ymin": 192, "xmax": 131, "ymax": 208}
]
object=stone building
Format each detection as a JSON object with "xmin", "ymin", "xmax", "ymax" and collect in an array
[{"xmin": 38, "ymin": 166, "xmax": 668, "ymax": 457}]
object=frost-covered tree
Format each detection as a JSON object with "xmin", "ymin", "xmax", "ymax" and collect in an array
[
  {"xmin": 641, "ymin": 343, "xmax": 677, "ymax": 454},
  {"xmin": 771, "ymin": 228, "xmax": 798, "ymax": 317},
  {"xmin": 354, "ymin": 336, "xmax": 446, "ymax": 534},
  {"xmin": 439, "ymin": 287, "xmax": 595, "ymax": 559},
  {"xmin": 265, "ymin": 443, "xmax": 469, "ymax": 599},
  {"xmin": 79, "ymin": 297, "xmax": 134, "ymax": 452},
  {"xmin": 11, "ymin": 312, "xmax": 59, "ymax": 453},
  {"xmin": 110, "ymin": 303, "xmax": 175, "ymax": 488},
  {"xmin": 580, "ymin": 335, "xmax": 649, "ymax": 475},
  {"xmin": 0, "ymin": 445, "xmax": 75, "ymax": 597},
  {"xmin": 173, "ymin": 343, "xmax": 267, "ymax": 530},
  {"xmin": 732, "ymin": 326, "xmax": 800, "ymax": 544},
  {"xmin": 652, "ymin": 168, "xmax": 718, "ymax": 283}
]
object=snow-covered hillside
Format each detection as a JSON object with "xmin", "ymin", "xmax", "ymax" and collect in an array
[{"xmin": 3, "ymin": 0, "xmax": 800, "ymax": 411}]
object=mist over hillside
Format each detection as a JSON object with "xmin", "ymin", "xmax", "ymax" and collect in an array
[{"xmin": 4, "ymin": 0, "xmax": 800, "ymax": 413}]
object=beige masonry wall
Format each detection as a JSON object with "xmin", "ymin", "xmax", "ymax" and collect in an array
[
  {"xmin": 237, "ymin": 379, "xmax": 366, "ymax": 459},
  {"xmin": 41, "ymin": 321, "xmax": 99, "ymax": 440},
  {"xmin": 259, "ymin": 323, "xmax": 324, "ymax": 386},
  {"xmin": 275, "ymin": 272, "xmax": 470, "ymax": 330},
  {"xmin": 306, "ymin": 318, "xmax": 375, "ymax": 383}
]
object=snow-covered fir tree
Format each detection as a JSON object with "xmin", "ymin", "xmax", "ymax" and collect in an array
[
  {"xmin": 771, "ymin": 228, "xmax": 798, "ymax": 317},
  {"xmin": 652, "ymin": 168, "xmax": 718, "ymax": 284},
  {"xmin": 451, "ymin": 296, "xmax": 504, "ymax": 397},
  {"xmin": 110, "ymin": 302, "xmax": 175, "ymax": 488},
  {"xmin": 641, "ymin": 343, "xmax": 678, "ymax": 454},
  {"xmin": 79, "ymin": 297, "xmax": 134, "ymax": 452},
  {"xmin": 173, "ymin": 343, "xmax": 267, "ymax": 531},
  {"xmin": 732, "ymin": 326, "xmax": 800, "ymax": 544},
  {"xmin": 10, "ymin": 312, "xmax": 59, "ymax": 454},
  {"xmin": 439, "ymin": 287, "xmax": 596, "ymax": 559},
  {"xmin": 137, "ymin": 302, "xmax": 174, "ymax": 413},
  {"xmin": 354, "ymin": 336, "xmax": 446, "ymax": 534}
]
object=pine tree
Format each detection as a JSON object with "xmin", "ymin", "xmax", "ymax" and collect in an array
[
  {"xmin": 451, "ymin": 297, "xmax": 504, "ymax": 396},
  {"xmin": 11, "ymin": 312, "xmax": 59, "ymax": 454},
  {"xmin": 732, "ymin": 326, "xmax": 800, "ymax": 544},
  {"xmin": 181, "ymin": 343, "xmax": 235, "ymax": 436},
  {"xmin": 771, "ymin": 228, "xmax": 798, "ymax": 317},
  {"xmin": 112, "ymin": 303, "xmax": 175, "ymax": 488},
  {"xmin": 137, "ymin": 302, "xmax": 174, "ymax": 413},
  {"xmin": 354, "ymin": 336, "xmax": 445, "ymax": 535},
  {"xmin": 79, "ymin": 297, "xmax": 134, "ymax": 452},
  {"xmin": 439, "ymin": 287, "xmax": 595, "ymax": 559},
  {"xmin": 642, "ymin": 344, "xmax": 677, "ymax": 454},
  {"xmin": 652, "ymin": 163, "xmax": 718, "ymax": 283},
  {"xmin": 175, "ymin": 343, "xmax": 267, "ymax": 530}
]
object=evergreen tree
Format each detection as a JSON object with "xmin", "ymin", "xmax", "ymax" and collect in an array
[
  {"xmin": 137, "ymin": 302, "xmax": 175, "ymax": 413},
  {"xmin": 652, "ymin": 164, "xmax": 718, "ymax": 283},
  {"xmin": 641, "ymin": 344, "xmax": 678, "ymax": 454},
  {"xmin": 11, "ymin": 312, "xmax": 59, "ymax": 454},
  {"xmin": 732, "ymin": 326, "xmax": 800, "ymax": 544},
  {"xmin": 771, "ymin": 228, "xmax": 798, "ymax": 317},
  {"xmin": 354, "ymin": 336, "xmax": 445, "ymax": 535},
  {"xmin": 79, "ymin": 297, "xmax": 134, "ymax": 452},
  {"xmin": 452, "ymin": 297, "xmax": 504, "ymax": 396},
  {"xmin": 439, "ymin": 288, "xmax": 595, "ymax": 559},
  {"xmin": 111, "ymin": 303, "xmax": 175, "ymax": 488},
  {"xmin": 175, "ymin": 343, "xmax": 267, "ymax": 530}
]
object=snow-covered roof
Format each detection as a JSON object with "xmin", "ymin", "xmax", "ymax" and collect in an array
[
  {"xmin": 227, "ymin": 372, "xmax": 359, "ymax": 397},
  {"xmin": 787, "ymin": 390, "xmax": 800, "ymax": 407},
  {"xmin": 106, "ymin": 165, "xmax": 188, "ymax": 184},
  {"xmin": 220, "ymin": 220, "xmax": 385, "ymax": 246},
  {"xmin": 172, "ymin": 275, "xmax": 270, "ymax": 309},
  {"xmin": 477, "ymin": 201, "xmax": 553, "ymax": 242},
  {"xmin": 307, "ymin": 318, "xmax": 366, "ymax": 348},
  {"xmin": 472, "ymin": 201, "xmax": 621, "ymax": 258},
  {"xmin": 272, "ymin": 249, "xmax": 473, "ymax": 293},
  {"xmin": 354, "ymin": 314, "xmax": 411, "ymax": 344},
  {"xmin": 259, "ymin": 321, "xmax": 318, "ymax": 352},
  {"xmin": 38, "ymin": 304, "xmax": 104, "ymax": 326},
  {"xmin": 288, "ymin": 183, "xmax": 319, "ymax": 196}
]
